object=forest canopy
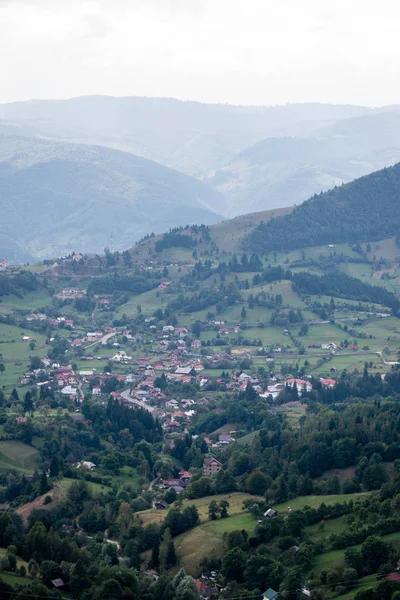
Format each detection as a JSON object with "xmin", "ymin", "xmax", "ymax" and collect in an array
[{"xmin": 247, "ymin": 163, "xmax": 400, "ymax": 251}]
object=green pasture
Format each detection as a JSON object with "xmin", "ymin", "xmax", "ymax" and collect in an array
[
  {"xmin": 272, "ymin": 492, "xmax": 368, "ymax": 513},
  {"xmin": 0, "ymin": 323, "xmax": 49, "ymax": 391},
  {"xmin": 311, "ymin": 531, "xmax": 400, "ymax": 575},
  {"xmin": 0, "ymin": 289, "xmax": 52, "ymax": 316},
  {"xmin": 0, "ymin": 441, "xmax": 39, "ymax": 473}
]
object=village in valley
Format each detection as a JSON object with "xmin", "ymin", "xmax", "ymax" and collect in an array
[
  {"xmin": 2, "ymin": 223, "xmax": 400, "ymax": 600},
  {"xmin": 7, "ymin": 276, "xmax": 348, "ymax": 447}
]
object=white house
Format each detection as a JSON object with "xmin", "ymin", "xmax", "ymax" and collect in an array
[
  {"xmin": 112, "ymin": 351, "xmax": 132, "ymax": 363},
  {"xmin": 286, "ymin": 378, "xmax": 312, "ymax": 393},
  {"xmin": 76, "ymin": 461, "xmax": 96, "ymax": 471},
  {"xmin": 322, "ymin": 342, "xmax": 337, "ymax": 351},
  {"xmin": 61, "ymin": 385, "xmax": 77, "ymax": 396},
  {"xmin": 261, "ymin": 383, "xmax": 284, "ymax": 399}
]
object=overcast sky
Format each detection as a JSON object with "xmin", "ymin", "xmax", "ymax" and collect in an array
[{"xmin": 1, "ymin": 0, "xmax": 399, "ymax": 106}]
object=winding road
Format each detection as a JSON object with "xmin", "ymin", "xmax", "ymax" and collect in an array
[{"xmin": 121, "ymin": 389, "xmax": 156, "ymax": 414}]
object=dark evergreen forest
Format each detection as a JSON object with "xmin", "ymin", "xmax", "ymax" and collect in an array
[{"xmin": 247, "ymin": 163, "xmax": 400, "ymax": 251}]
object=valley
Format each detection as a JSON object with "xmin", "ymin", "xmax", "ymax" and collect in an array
[
  {"xmin": 3, "ymin": 97, "xmax": 400, "ymax": 260},
  {"xmin": 2, "ymin": 169, "xmax": 400, "ymax": 599},
  {"xmin": 3, "ymin": 1, "xmax": 400, "ymax": 598}
]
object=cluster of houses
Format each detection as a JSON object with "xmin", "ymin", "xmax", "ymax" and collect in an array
[
  {"xmin": 55, "ymin": 367, "xmax": 80, "ymax": 398},
  {"xmin": 158, "ymin": 397, "xmax": 203, "ymax": 433},
  {"xmin": 262, "ymin": 586, "xmax": 311, "ymax": 599},
  {"xmin": 205, "ymin": 432, "xmax": 236, "ymax": 449},
  {"xmin": 19, "ymin": 363, "xmax": 83, "ymax": 400},
  {"xmin": 262, "ymin": 376, "xmax": 337, "ymax": 400},
  {"xmin": 153, "ymin": 459, "xmax": 223, "ymax": 500},
  {"xmin": 307, "ymin": 342, "xmax": 338, "ymax": 351},
  {"xmin": 159, "ymin": 470, "xmax": 193, "ymax": 495},
  {"xmin": 157, "ymin": 325, "xmax": 191, "ymax": 351},
  {"xmin": 111, "ymin": 350, "xmax": 133, "ymax": 363},
  {"xmin": 158, "ymin": 278, "xmax": 172, "ymax": 292},
  {"xmin": 156, "ymin": 323, "xmax": 243, "ymax": 352},
  {"xmin": 80, "ymin": 346, "xmax": 339, "ymax": 413},
  {"xmin": 99, "ymin": 298, "xmax": 110, "ymax": 309},
  {"xmin": 86, "ymin": 331, "xmax": 104, "ymax": 343},
  {"xmin": 71, "ymin": 328, "xmax": 115, "ymax": 348},
  {"xmin": 55, "ymin": 288, "xmax": 86, "ymax": 299},
  {"xmin": 25, "ymin": 313, "xmax": 47, "ymax": 322},
  {"xmin": 24, "ymin": 313, "xmax": 74, "ymax": 328}
]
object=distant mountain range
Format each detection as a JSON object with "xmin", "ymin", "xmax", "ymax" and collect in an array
[
  {"xmin": 208, "ymin": 110, "xmax": 400, "ymax": 216},
  {"xmin": 0, "ymin": 136, "xmax": 224, "ymax": 262},
  {"xmin": 0, "ymin": 97, "xmax": 372, "ymax": 175},
  {"xmin": 2, "ymin": 96, "xmax": 400, "ymax": 260}
]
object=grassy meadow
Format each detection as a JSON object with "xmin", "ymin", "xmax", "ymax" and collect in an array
[{"xmin": 0, "ymin": 441, "xmax": 39, "ymax": 473}]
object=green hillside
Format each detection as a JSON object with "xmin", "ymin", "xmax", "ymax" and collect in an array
[
  {"xmin": 247, "ymin": 162, "xmax": 400, "ymax": 251},
  {"xmin": 3, "ymin": 157, "xmax": 400, "ymax": 598}
]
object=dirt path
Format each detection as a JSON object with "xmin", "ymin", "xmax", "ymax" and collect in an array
[{"xmin": 16, "ymin": 485, "xmax": 63, "ymax": 525}]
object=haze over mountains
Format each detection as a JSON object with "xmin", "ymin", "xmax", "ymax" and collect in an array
[
  {"xmin": 0, "ymin": 136, "xmax": 224, "ymax": 262},
  {"xmin": 2, "ymin": 95, "xmax": 400, "ymax": 260}
]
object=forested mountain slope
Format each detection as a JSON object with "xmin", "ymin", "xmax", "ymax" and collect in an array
[
  {"xmin": 209, "ymin": 110, "xmax": 400, "ymax": 216},
  {"xmin": 247, "ymin": 162, "xmax": 400, "ymax": 251},
  {"xmin": 0, "ymin": 135, "xmax": 224, "ymax": 261}
]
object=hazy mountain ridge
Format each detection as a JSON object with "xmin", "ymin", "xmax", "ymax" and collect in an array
[
  {"xmin": 209, "ymin": 109, "xmax": 400, "ymax": 215},
  {"xmin": 1, "ymin": 97, "xmax": 400, "ymax": 260},
  {"xmin": 0, "ymin": 135, "xmax": 225, "ymax": 261},
  {"xmin": 0, "ymin": 96, "xmax": 374, "ymax": 175}
]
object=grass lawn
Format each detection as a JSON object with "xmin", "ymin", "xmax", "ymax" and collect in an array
[
  {"xmin": 0, "ymin": 547, "xmax": 29, "ymax": 569},
  {"xmin": 172, "ymin": 488, "xmax": 366, "ymax": 575},
  {"xmin": 311, "ymin": 531, "xmax": 400, "ymax": 575},
  {"xmin": 305, "ymin": 516, "xmax": 347, "ymax": 542},
  {"xmin": 0, "ymin": 323, "xmax": 49, "ymax": 392},
  {"xmin": 333, "ymin": 574, "xmax": 377, "ymax": 600},
  {"xmin": 0, "ymin": 572, "xmax": 32, "ymax": 587},
  {"xmin": 58, "ymin": 477, "xmax": 108, "ymax": 498},
  {"xmin": 272, "ymin": 492, "xmax": 368, "ymax": 513},
  {"xmin": 311, "ymin": 546, "xmax": 353, "ymax": 574},
  {"xmin": 0, "ymin": 441, "xmax": 39, "ymax": 473},
  {"xmin": 278, "ymin": 405, "xmax": 308, "ymax": 427},
  {"xmin": 201, "ymin": 512, "xmax": 256, "ymax": 534},
  {"xmin": 174, "ymin": 511, "xmax": 258, "ymax": 575},
  {"xmin": 112, "ymin": 466, "xmax": 144, "ymax": 487},
  {"xmin": 139, "ymin": 493, "xmax": 263, "ymax": 574},
  {"xmin": 310, "ymin": 353, "xmax": 376, "ymax": 376},
  {"xmin": 236, "ymin": 430, "xmax": 260, "ymax": 446},
  {"xmin": 116, "ymin": 288, "xmax": 163, "ymax": 317},
  {"xmin": 0, "ymin": 289, "xmax": 52, "ymax": 316},
  {"xmin": 135, "ymin": 492, "xmax": 262, "ymax": 528}
]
